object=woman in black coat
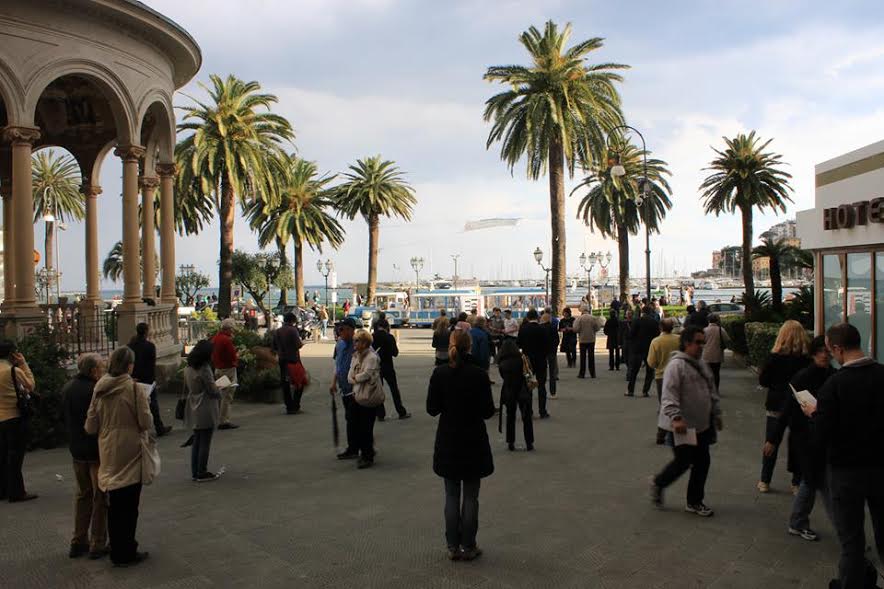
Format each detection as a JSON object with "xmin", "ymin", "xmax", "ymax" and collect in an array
[
  {"xmin": 427, "ymin": 329, "xmax": 495, "ymax": 562},
  {"xmin": 496, "ymin": 339, "xmax": 533, "ymax": 452},
  {"xmin": 603, "ymin": 311, "xmax": 621, "ymax": 371},
  {"xmin": 558, "ymin": 308, "xmax": 577, "ymax": 368}
]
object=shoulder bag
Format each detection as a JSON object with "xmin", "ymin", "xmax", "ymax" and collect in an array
[
  {"xmin": 133, "ymin": 383, "xmax": 161, "ymax": 485},
  {"xmin": 11, "ymin": 365, "xmax": 33, "ymax": 420},
  {"xmin": 353, "ymin": 355, "xmax": 386, "ymax": 408}
]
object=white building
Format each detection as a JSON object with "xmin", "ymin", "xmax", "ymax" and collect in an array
[{"xmin": 796, "ymin": 140, "xmax": 884, "ymax": 361}]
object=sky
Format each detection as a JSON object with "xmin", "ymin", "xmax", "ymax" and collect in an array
[{"xmin": 47, "ymin": 0, "xmax": 884, "ymax": 290}]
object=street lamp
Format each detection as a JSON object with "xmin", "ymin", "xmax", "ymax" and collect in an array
[
  {"xmin": 410, "ymin": 256, "xmax": 424, "ymax": 290},
  {"xmin": 450, "ymin": 254, "xmax": 460, "ymax": 289},
  {"xmin": 608, "ymin": 124, "xmax": 653, "ymax": 301},
  {"xmin": 534, "ymin": 247, "xmax": 551, "ymax": 304},
  {"xmin": 579, "ymin": 251, "xmax": 599, "ymax": 297},
  {"xmin": 317, "ymin": 258, "xmax": 334, "ymax": 318}
]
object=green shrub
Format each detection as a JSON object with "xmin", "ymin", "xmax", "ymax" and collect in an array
[
  {"xmin": 17, "ymin": 328, "xmax": 71, "ymax": 450},
  {"xmin": 745, "ymin": 322, "xmax": 781, "ymax": 367},
  {"xmin": 784, "ymin": 285, "xmax": 814, "ymax": 329},
  {"xmin": 237, "ymin": 367, "xmax": 282, "ymax": 404},
  {"xmin": 720, "ymin": 315, "xmax": 749, "ymax": 356}
]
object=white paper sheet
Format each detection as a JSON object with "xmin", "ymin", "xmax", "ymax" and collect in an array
[{"xmin": 673, "ymin": 427, "xmax": 698, "ymax": 447}]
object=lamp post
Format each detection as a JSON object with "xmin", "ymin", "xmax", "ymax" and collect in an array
[
  {"xmin": 534, "ymin": 247, "xmax": 551, "ymax": 304},
  {"xmin": 450, "ymin": 254, "xmax": 460, "ymax": 289},
  {"xmin": 608, "ymin": 124, "xmax": 652, "ymax": 301},
  {"xmin": 410, "ymin": 256, "xmax": 424, "ymax": 290},
  {"xmin": 579, "ymin": 251, "xmax": 599, "ymax": 298},
  {"xmin": 317, "ymin": 258, "xmax": 334, "ymax": 318}
]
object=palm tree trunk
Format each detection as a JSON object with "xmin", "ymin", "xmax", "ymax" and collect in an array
[
  {"xmin": 367, "ymin": 212, "xmax": 379, "ymax": 306},
  {"xmin": 770, "ymin": 257, "xmax": 783, "ymax": 311},
  {"xmin": 617, "ymin": 224, "xmax": 630, "ymax": 300},
  {"xmin": 548, "ymin": 137, "xmax": 566, "ymax": 315},
  {"xmin": 294, "ymin": 238, "xmax": 305, "ymax": 307},
  {"xmin": 277, "ymin": 240, "xmax": 289, "ymax": 307},
  {"xmin": 217, "ymin": 176, "xmax": 235, "ymax": 318},
  {"xmin": 740, "ymin": 204, "xmax": 755, "ymax": 301},
  {"xmin": 44, "ymin": 220, "xmax": 54, "ymax": 303}
]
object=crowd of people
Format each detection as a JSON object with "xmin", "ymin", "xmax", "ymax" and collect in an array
[{"xmin": 2, "ymin": 295, "xmax": 883, "ymax": 587}]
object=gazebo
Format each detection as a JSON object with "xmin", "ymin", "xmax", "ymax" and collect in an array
[{"xmin": 0, "ymin": 1, "xmax": 201, "ymax": 365}]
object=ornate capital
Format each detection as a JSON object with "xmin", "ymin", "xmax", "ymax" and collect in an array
[
  {"xmin": 139, "ymin": 176, "xmax": 160, "ymax": 191},
  {"xmin": 155, "ymin": 163, "xmax": 177, "ymax": 179},
  {"xmin": 2, "ymin": 126, "xmax": 41, "ymax": 146},
  {"xmin": 80, "ymin": 184, "xmax": 103, "ymax": 198},
  {"xmin": 114, "ymin": 144, "xmax": 146, "ymax": 162}
]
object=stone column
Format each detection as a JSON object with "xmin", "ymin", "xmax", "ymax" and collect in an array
[
  {"xmin": 156, "ymin": 163, "xmax": 177, "ymax": 305},
  {"xmin": 4, "ymin": 127, "xmax": 40, "ymax": 309},
  {"xmin": 82, "ymin": 183, "xmax": 102, "ymax": 303},
  {"xmin": 114, "ymin": 145, "xmax": 145, "ymax": 306},
  {"xmin": 1, "ymin": 182, "xmax": 13, "ymax": 308},
  {"xmin": 140, "ymin": 176, "xmax": 158, "ymax": 300}
]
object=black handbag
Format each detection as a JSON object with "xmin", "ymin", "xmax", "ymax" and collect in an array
[
  {"xmin": 175, "ymin": 398, "xmax": 185, "ymax": 420},
  {"xmin": 11, "ymin": 364, "xmax": 33, "ymax": 420}
]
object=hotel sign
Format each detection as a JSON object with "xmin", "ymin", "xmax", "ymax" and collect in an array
[{"xmin": 823, "ymin": 199, "xmax": 884, "ymax": 230}]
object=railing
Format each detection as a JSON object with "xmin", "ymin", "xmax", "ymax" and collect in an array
[{"xmin": 39, "ymin": 303, "xmax": 117, "ymax": 357}]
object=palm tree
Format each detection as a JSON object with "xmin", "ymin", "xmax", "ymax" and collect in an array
[
  {"xmin": 31, "ymin": 150, "xmax": 84, "ymax": 285},
  {"xmin": 331, "ymin": 156, "xmax": 415, "ymax": 305},
  {"xmin": 573, "ymin": 143, "xmax": 672, "ymax": 299},
  {"xmin": 245, "ymin": 156, "xmax": 345, "ymax": 307},
  {"xmin": 175, "ymin": 74, "xmax": 294, "ymax": 318},
  {"xmin": 752, "ymin": 236, "xmax": 799, "ymax": 312},
  {"xmin": 102, "ymin": 241, "xmax": 158, "ymax": 283},
  {"xmin": 483, "ymin": 21, "xmax": 627, "ymax": 313},
  {"xmin": 700, "ymin": 131, "xmax": 793, "ymax": 301}
]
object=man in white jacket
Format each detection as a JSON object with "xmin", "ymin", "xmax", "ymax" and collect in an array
[{"xmin": 649, "ymin": 325, "xmax": 723, "ymax": 517}]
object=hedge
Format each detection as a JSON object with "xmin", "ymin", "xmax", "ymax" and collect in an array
[
  {"xmin": 588, "ymin": 305, "xmax": 687, "ymax": 319},
  {"xmin": 720, "ymin": 315, "xmax": 748, "ymax": 356},
  {"xmin": 17, "ymin": 328, "xmax": 72, "ymax": 450},
  {"xmin": 744, "ymin": 322, "xmax": 781, "ymax": 368}
]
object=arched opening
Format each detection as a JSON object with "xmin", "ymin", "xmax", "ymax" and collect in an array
[{"xmin": 31, "ymin": 146, "xmax": 83, "ymax": 304}]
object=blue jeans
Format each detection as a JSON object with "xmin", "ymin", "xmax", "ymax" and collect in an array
[
  {"xmin": 444, "ymin": 479, "xmax": 480, "ymax": 550},
  {"xmin": 789, "ymin": 478, "xmax": 833, "ymax": 531},
  {"xmin": 191, "ymin": 428, "xmax": 213, "ymax": 479}
]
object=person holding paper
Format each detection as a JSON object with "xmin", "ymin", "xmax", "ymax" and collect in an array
[
  {"xmin": 128, "ymin": 323, "xmax": 171, "ymax": 437},
  {"xmin": 649, "ymin": 325, "xmax": 722, "ymax": 517},
  {"xmin": 211, "ymin": 319, "xmax": 240, "ymax": 430},
  {"xmin": 802, "ymin": 323, "xmax": 884, "ymax": 589},
  {"xmin": 183, "ymin": 341, "xmax": 222, "ymax": 483},
  {"xmin": 766, "ymin": 336, "xmax": 835, "ymax": 542}
]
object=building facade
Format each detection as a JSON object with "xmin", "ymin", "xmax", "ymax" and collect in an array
[{"xmin": 796, "ymin": 139, "xmax": 884, "ymax": 362}]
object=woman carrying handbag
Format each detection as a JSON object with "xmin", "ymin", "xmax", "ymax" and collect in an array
[
  {"xmin": 496, "ymin": 339, "xmax": 535, "ymax": 451},
  {"xmin": 348, "ymin": 330, "xmax": 384, "ymax": 469},
  {"xmin": 0, "ymin": 340, "xmax": 37, "ymax": 503}
]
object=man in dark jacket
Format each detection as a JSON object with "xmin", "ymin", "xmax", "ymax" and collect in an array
[
  {"xmin": 273, "ymin": 312, "xmax": 304, "ymax": 414},
  {"xmin": 627, "ymin": 306, "xmax": 660, "ymax": 397},
  {"xmin": 604, "ymin": 311, "xmax": 621, "ymax": 370},
  {"xmin": 127, "ymin": 322, "xmax": 170, "ymax": 436},
  {"xmin": 62, "ymin": 353, "xmax": 108, "ymax": 559},
  {"xmin": 372, "ymin": 319, "xmax": 410, "ymax": 420},
  {"xmin": 803, "ymin": 323, "xmax": 884, "ymax": 589},
  {"xmin": 517, "ymin": 309, "xmax": 550, "ymax": 418}
]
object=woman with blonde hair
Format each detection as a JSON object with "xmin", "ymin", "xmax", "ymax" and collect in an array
[
  {"xmin": 757, "ymin": 320, "xmax": 811, "ymax": 494},
  {"xmin": 427, "ymin": 329, "xmax": 495, "ymax": 561},
  {"xmin": 347, "ymin": 329, "xmax": 381, "ymax": 469}
]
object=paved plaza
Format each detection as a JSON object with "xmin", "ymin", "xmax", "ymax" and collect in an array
[{"xmin": 3, "ymin": 331, "xmax": 846, "ymax": 588}]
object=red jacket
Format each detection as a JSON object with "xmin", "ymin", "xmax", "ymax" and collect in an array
[{"xmin": 211, "ymin": 331, "xmax": 238, "ymax": 369}]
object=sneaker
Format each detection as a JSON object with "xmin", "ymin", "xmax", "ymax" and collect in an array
[
  {"xmin": 337, "ymin": 450, "xmax": 359, "ymax": 460},
  {"xmin": 649, "ymin": 477, "xmax": 664, "ymax": 508},
  {"xmin": 447, "ymin": 547, "xmax": 461, "ymax": 561},
  {"xmin": 218, "ymin": 423, "xmax": 239, "ymax": 430},
  {"xmin": 507, "ymin": 443, "xmax": 515, "ymax": 451},
  {"xmin": 685, "ymin": 503, "xmax": 714, "ymax": 517},
  {"xmin": 9, "ymin": 493, "xmax": 38, "ymax": 503},
  {"xmin": 88, "ymin": 547, "xmax": 110, "ymax": 560},
  {"xmin": 539, "ymin": 413, "xmax": 550, "ymax": 419},
  {"xmin": 526, "ymin": 444, "xmax": 534, "ymax": 452},
  {"xmin": 757, "ymin": 481, "xmax": 770, "ymax": 493},
  {"xmin": 788, "ymin": 527, "xmax": 819, "ymax": 541},
  {"xmin": 461, "ymin": 546, "xmax": 483, "ymax": 561},
  {"xmin": 357, "ymin": 457, "xmax": 374, "ymax": 469},
  {"xmin": 624, "ymin": 391, "xmax": 634, "ymax": 397},
  {"xmin": 398, "ymin": 413, "xmax": 412, "ymax": 420},
  {"xmin": 156, "ymin": 425, "xmax": 173, "ymax": 436},
  {"xmin": 69, "ymin": 543, "xmax": 89, "ymax": 558},
  {"xmin": 195, "ymin": 472, "xmax": 220, "ymax": 482}
]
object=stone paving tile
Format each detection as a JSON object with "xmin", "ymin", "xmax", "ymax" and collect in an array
[{"xmin": 3, "ymin": 331, "xmax": 846, "ymax": 588}]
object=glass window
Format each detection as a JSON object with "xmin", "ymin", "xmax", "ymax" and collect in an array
[
  {"xmin": 877, "ymin": 253, "xmax": 884, "ymax": 363},
  {"xmin": 846, "ymin": 253, "xmax": 872, "ymax": 356},
  {"xmin": 823, "ymin": 254, "xmax": 844, "ymax": 331}
]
